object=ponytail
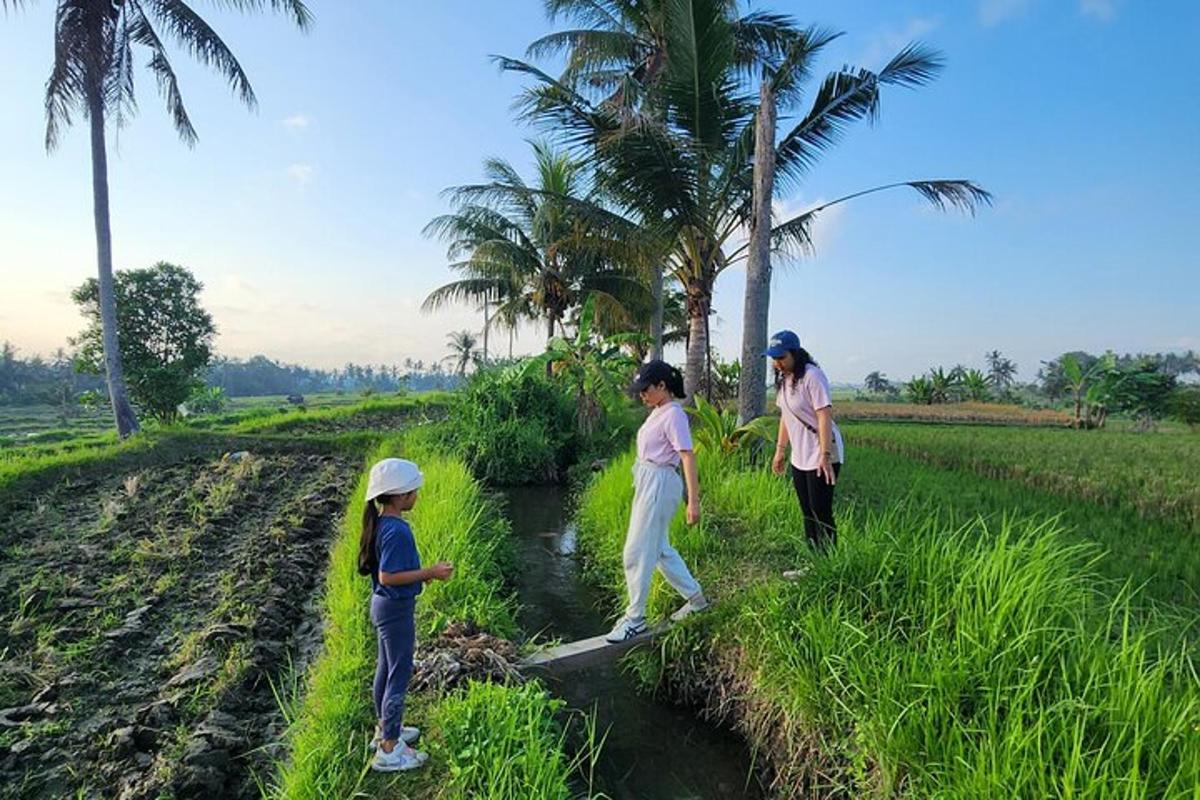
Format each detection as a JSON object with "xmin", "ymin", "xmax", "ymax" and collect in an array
[
  {"xmin": 358, "ymin": 499, "xmax": 380, "ymax": 576},
  {"xmin": 666, "ymin": 367, "xmax": 686, "ymax": 399}
]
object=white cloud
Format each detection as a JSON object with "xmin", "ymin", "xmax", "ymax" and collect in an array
[
  {"xmin": 979, "ymin": 0, "xmax": 1032, "ymax": 26},
  {"xmin": 285, "ymin": 164, "xmax": 314, "ymax": 184},
  {"xmin": 861, "ymin": 16, "xmax": 942, "ymax": 67},
  {"xmin": 1079, "ymin": 0, "xmax": 1116, "ymax": 21},
  {"xmin": 281, "ymin": 114, "xmax": 311, "ymax": 129}
]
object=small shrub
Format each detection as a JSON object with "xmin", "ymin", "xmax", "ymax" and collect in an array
[
  {"xmin": 446, "ymin": 366, "xmax": 577, "ymax": 484},
  {"xmin": 1170, "ymin": 385, "xmax": 1200, "ymax": 429}
]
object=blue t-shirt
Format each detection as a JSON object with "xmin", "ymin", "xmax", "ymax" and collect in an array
[{"xmin": 372, "ymin": 516, "xmax": 423, "ymax": 601}]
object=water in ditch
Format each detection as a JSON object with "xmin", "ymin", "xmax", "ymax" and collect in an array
[{"xmin": 503, "ymin": 485, "xmax": 764, "ymax": 800}]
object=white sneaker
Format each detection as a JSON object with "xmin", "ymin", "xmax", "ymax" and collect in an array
[
  {"xmin": 369, "ymin": 726, "xmax": 419, "ymax": 751},
  {"xmin": 782, "ymin": 566, "xmax": 809, "ymax": 581},
  {"xmin": 371, "ymin": 742, "xmax": 428, "ymax": 772},
  {"xmin": 604, "ymin": 617, "xmax": 647, "ymax": 643},
  {"xmin": 669, "ymin": 592, "xmax": 710, "ymax": 622}
]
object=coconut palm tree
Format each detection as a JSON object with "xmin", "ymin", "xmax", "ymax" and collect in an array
[
  {"xmin": 527, "ymin": 0, "xmax": 801, "ymax": 360},
  {"xmin": 986, "ymin": 349, "xmax": 1018, "ymax": 389},
  {"xmin": 422, "ymin": 141, "xmax": 647, "ymax": 348},
  {"xmin": 443, "ymin": 330, "xmax": 482, "ymax": 377},
  {"xmin": 503, "ymin": 0, "xmax": 989, "ymax": 399},
  {"xmin": 3, "ymin": 0, "xmax": 310, "ymax": 437}
]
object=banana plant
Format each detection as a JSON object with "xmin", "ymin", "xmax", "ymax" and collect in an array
[
  {"xmin": 961, "ymin": 369, "xmax": 991, "ymax": 402},
  {"xmin": 522, "ymin": 294, "xmax": 641, "ymax": 435},
  {"xmin": 928, "ymin": 367, "xmax": 962, "ymax": 404},
  {"xmin": 686, "ymin": 395, "xmax": 777, "ymax": 457},
  {"xmin": 905, "ymin": 375, "xmax": 934, "ymax": 405},
  {"xmin": 1062, "ymin": 352, "xmax": 1116, "ymax": 428}
]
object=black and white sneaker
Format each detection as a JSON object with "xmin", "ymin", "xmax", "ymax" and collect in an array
[{"xmin": 604, "ymin": 617, "xmax": 647, "ymax": 643}]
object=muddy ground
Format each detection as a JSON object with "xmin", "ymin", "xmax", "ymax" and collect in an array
[{"xmin": 0, "ymin": 448, "xmax": 357, "ymax": 799}]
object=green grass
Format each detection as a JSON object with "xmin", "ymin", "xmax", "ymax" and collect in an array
[
  {"xmin": 844, "ymin": 421, "xmax": 1200, "ymax": 530},
  {"xmin": 840, "ymin": 443, "xmax": 1200, "ymax": 610},
  {"xmin": 575, "ymin": 447, "xmax": 1200, "ymax": 798},
  {"xmin": 270, "ymin": 436, "xmax": 589, "ymax": 800}
]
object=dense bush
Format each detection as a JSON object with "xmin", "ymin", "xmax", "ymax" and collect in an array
[{"xmin": 446, "ymin": 366, "xmax": 579, "ymax": 484}]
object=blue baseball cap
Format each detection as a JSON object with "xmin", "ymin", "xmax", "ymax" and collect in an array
[{"xmin": 764, "ymin": 330, "xmax": 800, "ymax": 358}]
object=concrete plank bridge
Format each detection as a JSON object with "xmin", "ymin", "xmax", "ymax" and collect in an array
[{"xmin": 519, "ymin": 621, "xmax": 671, "ymax": 675}]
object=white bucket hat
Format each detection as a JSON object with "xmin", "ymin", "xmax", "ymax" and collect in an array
[{"xmin": 365, "ymin": 458, "xmax": 423, "ymax": 501}]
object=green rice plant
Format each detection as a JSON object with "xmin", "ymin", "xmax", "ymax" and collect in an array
[
  {"xmin": 575, "ymin": 449, "xmax": 1200, "ymax": 798},
  {"xmin": 270, "ymin": 436, "xmax": 586, "ymax": 800},
  {"xmin": 841, "ymin": 443, "xmax": 1200, "ymax": 610},
  {"xmin": 844, "ymin": 421, "xmax": 1200, "ymax": 530},
  {"xmin": 430, "ymin": 681, "xmax": 586, "ymax": 800}
]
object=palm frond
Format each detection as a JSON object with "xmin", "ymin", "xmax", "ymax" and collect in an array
[
  {"xmin": 774, "ymin": 42, "xmax": 945, "ymax": 189},
  {"xmin": 143, "ymin": 0, "xmax": 256, "ymax": 108},
  {"xmin": 422, "ymin": 278, "xmax": 509, "ymax": 312},
  {"xmin": 203, "ymin": 0, "xmax": 312, "ymax": 30}
]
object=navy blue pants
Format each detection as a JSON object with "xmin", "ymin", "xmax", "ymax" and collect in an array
[{"xmin": 371, "ymin": 595, "xmax": 415, "ymax": 741}]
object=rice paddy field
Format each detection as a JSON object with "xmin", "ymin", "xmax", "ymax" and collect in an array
[
  {"xmin": 3, "ymin": 392, "xmax": 1197, "ymax": 799},
  {"xmin": 576, "ymin": 426, "xmax": 1200, "ymax": 798}
]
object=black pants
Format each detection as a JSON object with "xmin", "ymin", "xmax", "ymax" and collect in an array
[{"xmin": 791, "ymin": 463, "xmax": 841, "ymax": 551}]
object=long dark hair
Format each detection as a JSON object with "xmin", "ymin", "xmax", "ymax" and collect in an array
[
  {"xmin": 358, "ymin": 498, "xmax": 386, "ymax": 576},
  {"xmin": 664, "ymin": 366, "xmax": 686, "ymax": 399},
  {"xmin": 773, "ymin": 347, "xmax": 817, "ymax": 390}
]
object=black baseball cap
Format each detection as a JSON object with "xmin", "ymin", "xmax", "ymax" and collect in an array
[{"xmin": 628, "ymin": 359, "xmax": 676, "ymax": 396}]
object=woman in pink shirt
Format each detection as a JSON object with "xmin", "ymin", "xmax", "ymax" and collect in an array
[
  {"xmin": 605, "ymin": 360, "xmax": 708, "ymax": 643},
  {"xmin": 766, "ymin": 330, "xmax": 844, "ymax": 551}
]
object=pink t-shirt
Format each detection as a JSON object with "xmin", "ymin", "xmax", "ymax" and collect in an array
[
  {"xmin": 776, "ymin": 364, "xmax": 845, "ymax": 470},
  {"xmin": 636, "ymin": 401, "xmax": 693, "ymax": 466}
]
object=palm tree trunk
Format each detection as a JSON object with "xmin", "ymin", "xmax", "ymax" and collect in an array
[
  {"xmin": 508, "ymin": 327, "xmax": 514, "ymax": 359},
  {"xmin": 88, "ymin": 85, "xmax": 139, "ymax": 438},
  {"xmin": 737, "ymin": 78, "xmax": 777, "ymax": 424},
  {"xmin": 482, "ymin": 301, "xmax": 490, "ymax": 363},
  {"xmin": 649, "ymin": 262, "xmax": 664, "ymax": 361},
  {"xmin": 684, "ymin": 281, "xmax": 710, "ymax": 402}
]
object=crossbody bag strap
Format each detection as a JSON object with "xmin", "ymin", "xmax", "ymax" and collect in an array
[{"xmin": 780, "ymin": 382, "xmax": 820, "ymax": 436}]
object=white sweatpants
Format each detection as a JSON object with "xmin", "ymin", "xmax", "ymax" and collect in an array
[{"xmin": 622, "ymin": 460, "xmax": 702, "ymax": 623}]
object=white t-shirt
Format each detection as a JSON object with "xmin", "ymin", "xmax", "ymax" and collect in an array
[
  {"xmin": 776, "ymin": 364, "xmax": 845, "ymax": 470},
  {"xmin": 636, "ymin": 401, "xmax": 693, "ymax": 467}
]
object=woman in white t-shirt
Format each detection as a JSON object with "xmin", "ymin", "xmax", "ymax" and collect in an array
[
  {"xmin": 765, "ymin": 330, "xmax": 844, "ymax": 551},
  {"xmin": 604, "ymin": 360, "xmax": 708, "ymax": 643}
]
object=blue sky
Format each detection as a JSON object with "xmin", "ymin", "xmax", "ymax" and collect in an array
[{"xmin": 1, "ymin": 0, "xmax": 1196, "ymax": 384}]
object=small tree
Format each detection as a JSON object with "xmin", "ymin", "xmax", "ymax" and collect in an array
[
  {"xmin": 864, "ymin": 371, "xmax": 893, "ymax": 395},
  {"xmin": 72, "ymin": 263, "xmax": 215, "ymax": 423},
  {"xmin": 1170, "ymin": 386, "xmax": 1200, "ymax": 430}
]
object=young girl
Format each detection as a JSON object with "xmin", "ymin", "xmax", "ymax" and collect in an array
[
  {"xmin": 605, "ymin": 360, "xmax": 708, "ymax": 643},
  {"xmin": 358, "ymin": 457, "xmax": 454, "ymax": 772},
  {"xmin": 766, "ymin": 330, "xmax": 845, "ymax": 552}
]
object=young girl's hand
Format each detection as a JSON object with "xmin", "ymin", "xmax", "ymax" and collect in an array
[
  {"xmin": 686, "ymin": 500, "xmax": 700, "ymax": 526},
  {"xmin": 772, "ymin": 448, "xmax": 787, "ymax": 475},
  {"xmin": 428, "ymin": 562, "xmax": 454, "ymax": 581}
]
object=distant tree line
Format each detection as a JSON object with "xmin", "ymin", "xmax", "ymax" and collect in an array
[
  {"xmin": 0, "ymin": 343, "xmax": 104, "ymax": 407},
  {"xmin": 205, "ymin": 356, "xmax": 458, "ymax": 397},
  {"xmin": 860, "ymin": 349, "xmax": 1200, "ymax": 428}
]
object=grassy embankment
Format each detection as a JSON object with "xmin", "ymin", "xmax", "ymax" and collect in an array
[
  {"xmin": 270, "ymin": 434, "xmax": 595, "ymax": 800},
  {"xmin": 576, "ymin": 441, "xmax": 1200, "ymax": 797}
]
